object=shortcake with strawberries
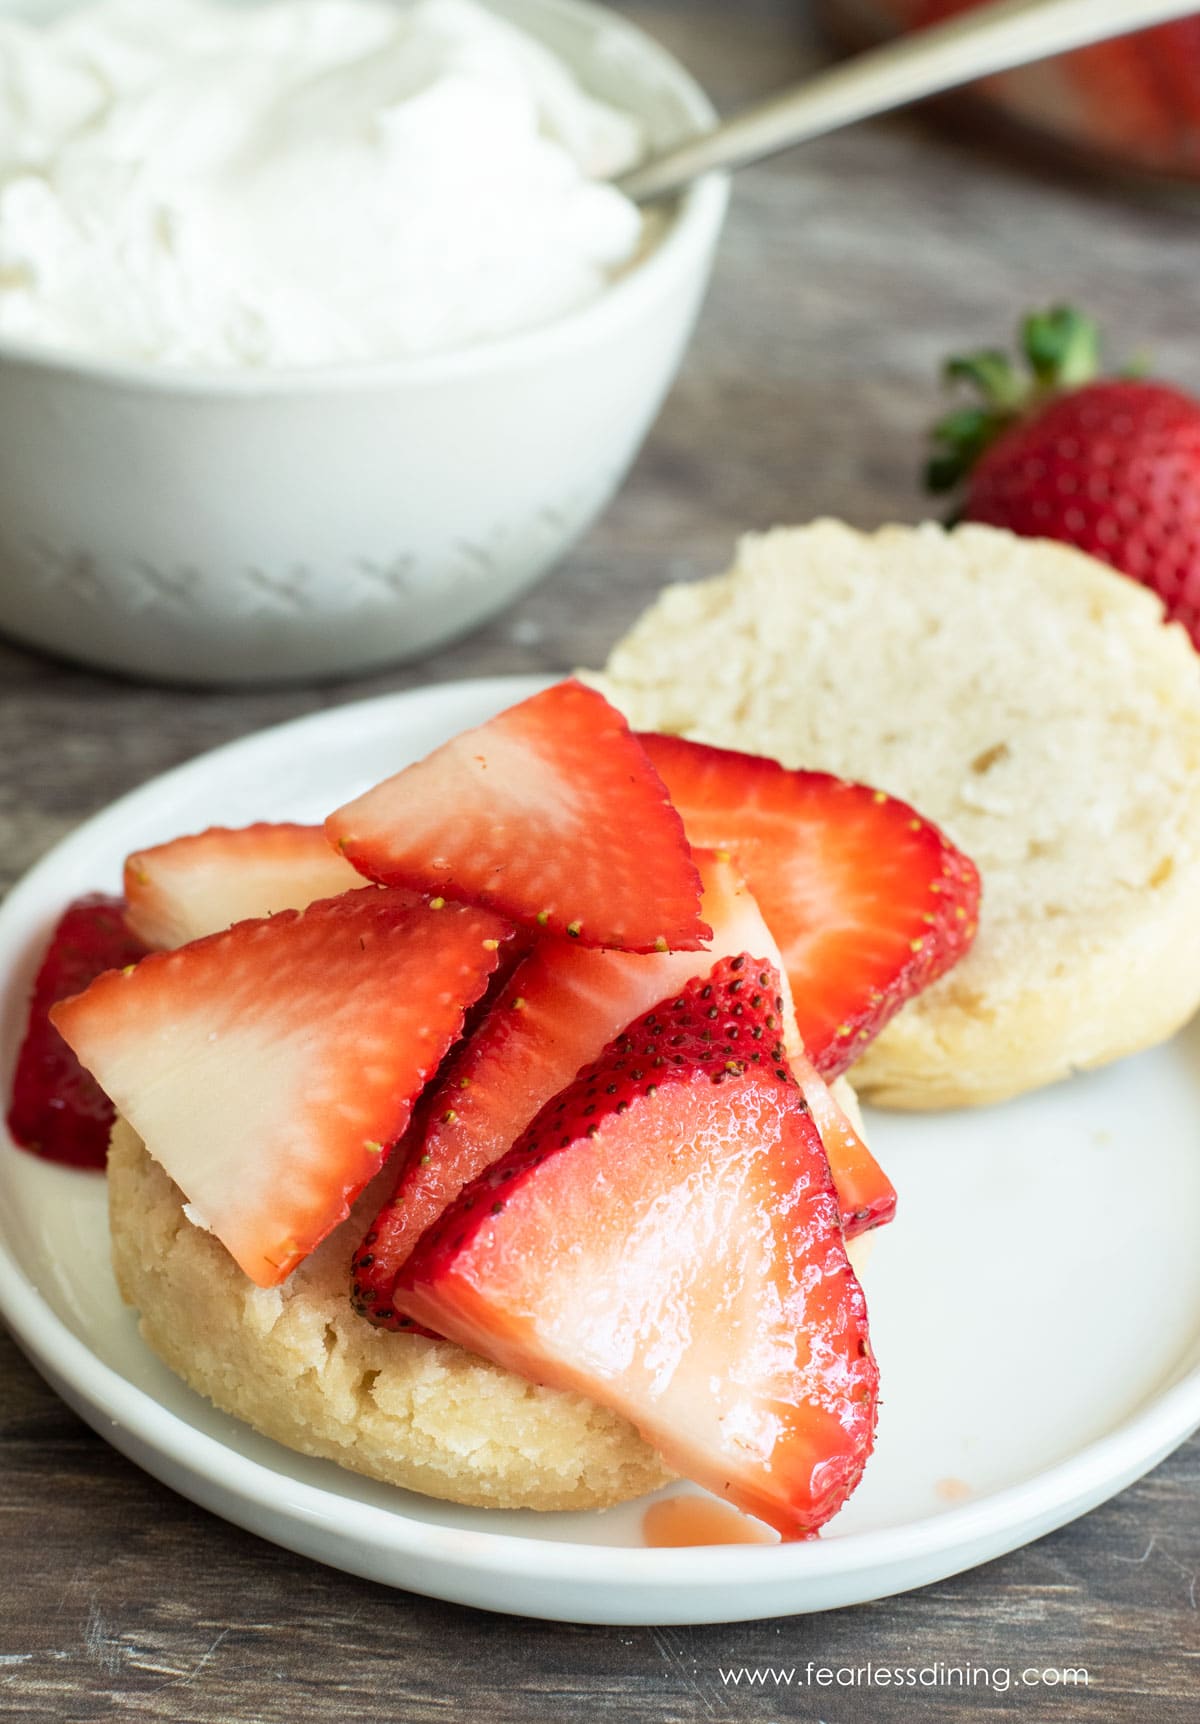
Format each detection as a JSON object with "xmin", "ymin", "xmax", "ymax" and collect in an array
[
  {"xmin": 11, "ymin": 677, "xmax": 982, "ymax": 1530},
  {"xmin": 18, "ymin": 482, "xmax": 1198, "ymax": 1531}
]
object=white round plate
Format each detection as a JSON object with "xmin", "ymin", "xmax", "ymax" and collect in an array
[{"xmin": 1, "ymin": 676, "xmax": 1198, "ymax": 1625}]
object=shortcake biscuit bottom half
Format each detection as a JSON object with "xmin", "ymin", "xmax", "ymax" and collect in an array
[{"xmin": 107, "ymin": 1118, "xmax": 672, "ymax": 1513}]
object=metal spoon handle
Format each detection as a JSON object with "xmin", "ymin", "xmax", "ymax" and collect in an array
[{"xmin": 618, "ymin": 0, "xmax": 1200, "ymax": 203}]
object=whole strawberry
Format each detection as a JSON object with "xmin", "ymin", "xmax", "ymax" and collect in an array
[{"xmin": 927, "ymin": 307, "xmax": 1200, "ymax": 648}]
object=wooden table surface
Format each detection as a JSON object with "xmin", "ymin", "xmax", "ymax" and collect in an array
[{"xmin": 3, "ymin": 3, "xmax": 1199, "ymax": 1718}]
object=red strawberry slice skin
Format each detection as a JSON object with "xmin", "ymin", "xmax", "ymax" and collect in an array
[
  {"xmin": 395, "ymin": 957, "xmax": 878, "ymax": 1538},
  {"xmin": 638, "ymin": 734, "xmax": 980, "ymax": 1078},
  {"xmin": 125, "ymin": 822, "xmax": 368, "ymax": 949},
  {"xmin": 353, "ymin": 853, "xmax": 893, "ymax": 1329},
  {"xmin": 52, "ymin": 892, "xmax": 512, "ymax": 1286},
  {"xmin": 326, "ymin": 680, "xmax": 709, "ymax": 954},
  {"xmin": 6, "ymin": 895, "xmax": 149, "ymax": 1170}
]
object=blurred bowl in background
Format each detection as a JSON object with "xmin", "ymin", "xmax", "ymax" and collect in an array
[
  {"xmin": 818, "ymin": 0, "xmax": 1200, "ymax": 182},
  {"xmin": 0, "ymin": 0, "xmax": 727, "ymax": 687}
]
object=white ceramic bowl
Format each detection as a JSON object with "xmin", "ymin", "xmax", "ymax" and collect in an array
[{"xmin": 0, "ymin": 0, "xmax": 727, "ymax": 686}]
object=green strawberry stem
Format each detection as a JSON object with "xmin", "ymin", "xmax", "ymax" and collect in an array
[{"xmin": 926, "ymin": 306, "xmax": 1103, "ymax": 494}]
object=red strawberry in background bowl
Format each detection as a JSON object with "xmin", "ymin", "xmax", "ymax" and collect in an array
[
  {"xmin": 926, "ymin": 305, "xmax": 1200, "ymax": 650},
  {"xmin": 821, "ymin": 2, "xmax": 1200, "ymax": 179}
]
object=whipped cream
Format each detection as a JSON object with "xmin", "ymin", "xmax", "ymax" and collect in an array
[{"xmin": 0, "ymin": 0, "xmax": 645, "ymax": 367}]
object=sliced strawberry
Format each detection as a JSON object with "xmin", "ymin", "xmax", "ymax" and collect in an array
[
  {"xmin": 395, "ymin": 957, "xmax": 878, "ymax": 1539},
  {"xmin": 356, "ymin": 850, "xmax": 752, "ymax": 1326},
  {"xmin": 326, "ymin": 680, "xmax": 708, "ymax": 954},
  {"xmin": 6, "ymin": 896, "xmax": 148, "ymax": 1170},
  {"xmin": 767, "ymin": 949, "xmax": 897, "ymax": 1241},
  {"xmin": 51, "ymin": 892, "xmax": 511, "ymax": 1286},
  {"xmin": 790, "ymin": 1044, "xmax": 894, "ymax": 1237},
  {"xmin": 639, "ymin": 734, "xmax": 980, "ymax": 1078},
  {"xmin": 124, "ymin": 822, "xmax": 369, "ymax": 949},
  {"xmin": 354, "ymin": 852, "xmax": 892, "ymax": 1328}
]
